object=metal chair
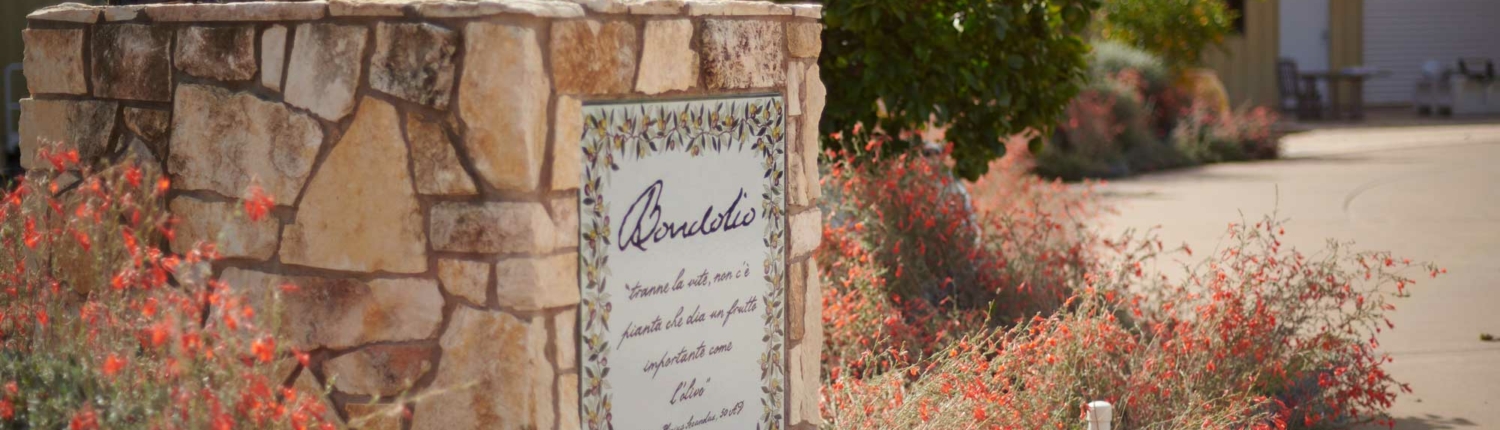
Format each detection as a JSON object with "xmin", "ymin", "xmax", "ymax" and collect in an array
[{"xmin": 1277, "ymin": 59, "xmax": 1322, "ymax": 120}]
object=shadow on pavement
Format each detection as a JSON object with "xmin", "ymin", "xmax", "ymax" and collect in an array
[{"xmin": 1382, "ymin": 414, "xmax": 1479, "ymax": 430}]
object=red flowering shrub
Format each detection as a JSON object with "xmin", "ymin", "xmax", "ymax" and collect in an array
[
  {"xmin": 820, "ymin": 203, "xmax": 1442, "ymax": 428},
  {"xmin": 818, "ymin": 146, "xmax": 1108, "ymax": 372},
  {"xmin": 0, "ymin": 144, "xmax": 334, "ymax": 429}
]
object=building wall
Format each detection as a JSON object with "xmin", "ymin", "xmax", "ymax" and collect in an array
[
  {"xmin": 1363, "ymin": 0, "xmax": 1500, "ymax": 105},
  {"xmin": 1203, "ymin": 0, "xmax": 1279, "ymax": 108},
  {"xmin": 20, "ymin": 1, "xmax": 826, "ymax": 429}
]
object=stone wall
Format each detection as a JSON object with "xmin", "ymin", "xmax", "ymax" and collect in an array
[{"xmin": 20, "ymin": 1, "xmax": 825, "ymax": 429}]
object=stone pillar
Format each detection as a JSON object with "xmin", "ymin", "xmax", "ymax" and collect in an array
[{"xmin": 20, "ymin": 1, "xmax": 825, "ymax": 429}]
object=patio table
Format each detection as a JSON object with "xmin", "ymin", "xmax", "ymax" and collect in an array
[{"xmin": 1299, "ymin": 68, "xmax": 1391, "ymax": 120}]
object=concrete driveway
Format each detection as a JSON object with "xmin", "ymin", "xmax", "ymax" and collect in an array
[{"xmin": 1099, "ymin": 124, "xmax": 1500, "ymax": 429}]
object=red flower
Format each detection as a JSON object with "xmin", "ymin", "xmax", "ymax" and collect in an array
[
  {"xmin": 251, "ymin": 337, "xmax": 276, "ymax": 363},
  {"xmin": 243, "ymin": 184, "xmax": 275, "ymax": 222},
  {"xmin": 103, "ymin": 354, "xmax": 126, "ymax": 378}
]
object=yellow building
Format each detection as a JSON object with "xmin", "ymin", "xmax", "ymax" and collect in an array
[{"xmin": 1206, "ymin": 0, "xmax": 1500, "ymax": 109}]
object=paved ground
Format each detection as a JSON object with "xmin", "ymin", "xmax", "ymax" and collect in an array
[{"xmin": 1099, "ymin": 123, "xmax": 1500, "ymax": 429}]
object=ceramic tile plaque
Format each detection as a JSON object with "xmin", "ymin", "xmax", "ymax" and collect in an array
[{"xmin": 578, "ymin": 96, "xmax": 788, "ymax": 430}]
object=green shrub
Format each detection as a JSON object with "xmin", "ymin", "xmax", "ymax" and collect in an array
[
  {"xmin": 810, "ymin": 0, "xmax": 1101, "ymax": 180},
  {"xmin": 1089, "ymin": 40, "xmax": 1170, "ymax": 90},
  {"xmin": 1098, "ymin": 0, "xmax": 1237, "ymax": 68}
]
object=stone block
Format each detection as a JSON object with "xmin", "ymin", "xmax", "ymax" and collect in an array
[
  {"xmin": 221, "ymin": 268, "xmax": 443, "ymax": 350},
  {"xmin": 547, "ymin": 194, "xmax": 579, "ymax": 249},
  {"xmin": 700, "ymin": 20, "xmax": 785, "ymax": 89},
  {"xmin": 18, "ymin": 99, "xmax": 116, "ymax": 169},
  {"xmin": 168, "ymin": 84, "xmax": 323, "ymax": 202},
  {"xmin": 176, "ymin": 26, "xmax": 257, "ymax": 82},
  {"xmin": 628, "ymin": 0, "xmax": 684, "ymax": 14},
  {"xmin": 788, "ymin": 207, "xmax": 822, "ymax": 258},
  {"xmin": 122, "ymin": 107, "xmax": 170, "ymax": 143},
  {"xmin": 687, "ymin": 0, "xmax": 792, "ymax": 16},
  {"xmin": 564, "ymin": 0, "xmax": 627, "ymax": 13},
  {"xmin": 789, "ymin": 4, "xmax": 822, "ymax": 18},
  {"xmin": 371, "ymin": 23, "xmax": 458, "ymax": 109},
  {"xmin": 636, "ymin": 19, "xmax": 697, "ymax": 94},
  {"xmin": 551, "ymin": 96, "xmax": 583, "ymax": 190},
  {"xmin": 430, "ymin": 202, "xmax": 555, "ymax": 254},
  {"xmin": 27, "ymin": 3, "xmax": 99, "ymax": 23},
  {"xmin": 788, "ymin": 260, "xmax": 806, "ymax": 342},
  {"xmin": 169, "ymin": 197, "xmax": 281, "ymax": 260},
  {"xmin": 285, "ymin": 23, "xmax": 368, "ymax": 122},
  {"xmin": 459, "ymin": 22, "xmax": 550, "ymax": 192},
  {"xmin": 281, "ymin": 98, "xmax": 428, "ymax": 274},
  {"xmin": 144, "ymin": 2, "xmax": 327, "ymax": 22},
  {"xmin": 345, "ymin": 403, "xmax": 405, "ymax": 430},
  {"xmin": 412, "ymin": 0, "xmax": 584, "ymax": 18},
  {"xmin": 261, "ymin": 25, "xmax": 288, "ymax": 92},
  {"xmin": 558, "ymin": 372, "xmax": 580, "ymax": 429},
  {"xmin": 412, "ymin": 308, "xmax": 551, "ymax": 429},
  {"xmin": 802, "ymin": 64, "xmax": 826, "ymax": 201},
  {"xmin": 291, "ymin": 372, "xmax": 345, "ymax": 426},
  {"xmin": 787, "ymin": 22, "xmax": 822, "ymax": 58},
  {"xmin": 553, "ymin": 308, "xmax": 577, "ymax": 368},
  {"xmin": 102, "ymin": 5, "xmax": 142, "ymax": 21},
  {"xmin": 438, "ymin": 259, "xmax": 490, "ymax": 306},
  {"xmin": 407, "ymin": 112, "xmax": 478, "ymax": 196},
  {"xmin": 92, "ymin": 24, "xmax": 173, "ymax": 102},
  {"xmin": 330, "ymin": 0, "xmax": 411, "ymax": 17},
  {"xmin": 550, "ymin": 19, "xmax": 637, "ymax": 95},
  {"xmin": 22, "ymin": 29, "xmax": 87, "ymax": 95},
  {"xmin": 788, "ymin": 339, "xmax": 821, "ymax": 426},
  {"xmin": 787, "ymin": 61, "xmax": 803, "ymax": 116},
  {"xmin": 494, "ymin": 254, "xmax": 579, "ymax": 310},
  {"xmin": 324, "ymin": 344, "xmax": 435, "ymax": 397},
  {"xmin": 786, "ymin": 122, "xmax": 811, "ymax": 207}
]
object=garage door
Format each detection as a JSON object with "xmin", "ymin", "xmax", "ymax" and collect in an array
[{"xmin": 1363, "ymin": 0, "xmax": 1500, "ymax": 105}]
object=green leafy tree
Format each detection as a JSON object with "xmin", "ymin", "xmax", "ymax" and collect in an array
[
  {"xmin": 811, "ymin": 0, "xmax": 1100, "ymax": 179},
  {"xmin": 1098, "ymin": 0, "xmax": 1237, "ymax": 68}
]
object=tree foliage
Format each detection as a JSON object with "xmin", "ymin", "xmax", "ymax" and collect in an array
[
  {"xmin": 1098, "ymin": 0, "xmax": 1237, "ymax": 68},
  {"xmin": 812, "ymin": 0, "xmax": 1100, "ymax": 179}
]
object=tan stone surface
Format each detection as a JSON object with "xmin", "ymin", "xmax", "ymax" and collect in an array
[
  {"xmin": 787, "ymin": 22, "xmax": 822, "ymax": 58},
  {"xmin": 788, "ymin": 207, "xmax": 822, "ymax": 258},
  {"xmin": 636, "ymin": 19, "xmax": 697, "ymax": 94},
  {"xmin": 92, "ymin": 24, "xmax": 173, "ymax": 102},
  {"xmin": 802, "ymin": 64, "xmax": 826, "ymax": 201},
  {"xmin": 787, "ymin": 259, "xmax": 807, "ymax": 343},
  {"xmin": 176, "ymin": 26, "xmax": 257, "ymax": 81},
  {"xmin": 169, "ymin": 84, "xmax": 323, "ymax": 201},
  {"xmin": 18, "ymin": 98, "xmax": 116, "ymax": 169},
  {"xmin": 285, "ymin": 23, "xmax": 368, "ymax": 121},
  {"xmin": 553, "ymin": 308, "xmax": 577, "ymax": 368},
  {"xmin": 169, "ymin": 197, "xmax": 281, "ymax": 260},
  {"xmin": 123, "ymin": 107, "xmax": 170, "ymax": 143},
  {"xmin": 430, "ymin": 202, "xmax": 555, "ymax": 254},
  {"xmin": 786, "ymin": 122, "xmax": 811, "ymax": 207},
  {"xmin": 459, "ymin": 22, "xmax": 550, "ymax": 192},
  {"xmin": 330, "ymin": 0, "xmax": 412, "ymax": 17},
  {"xmin": 27, "ymin": 3, "xmax": 99, "ymax": 23},
  {"xmin": 221, "ymin": 268, "xmax": 444, "ymax": 350},
  {"xmin": 324, "ymin": 344, "xmax": 434, "ymax": 397},
  {"xmin": 628, "ymin": 0, "xmax": 684, "ymax": 14},
  {"xmin": 494, "ymin": 254, "xmax": 579, "ymax": 310},
  {"xmin": 102, "ymin": 5, "xmax": 143, "ymax": 21},
  {"xmin": 412, "ymin": 308, "xmax": 551, "ymax": 429},
  {"xmin": 565, "ymin": 0, "xmax": 627, "ymax": 13},
  {"xmin": 22, "ymin": 29, "xmax": 87, "ymax": 95},
  {"xmin": 261, "ymin": 25, "xmax": 288, "ymax": 92},
  {"xmin": 144, "ymin": 2, "xmax": 327, "ymax": 22},
  {"xmin": 551, "ymin": 96, "xmax": 583, "ymax": 190},
  {"xmin": 787, "ymin": 61, "xmax": 803, "ymax": 116},
  {"xmin": 788, "ymin": 338, "xmax": 821, "ymax": 426},
  {"xmin": 281, "ymin": 98, "xmax": 428, "ymax": 274},
  {"xmin": 438, "ymin": 259, "xmax": 490, "ymax": 306},
  {"xmin": 700, "ymin": 20, "xmax": 785, "ymax": 89},
  {"xmin": 412, "ymin": 0, "xmax": 584, "ymax": 18},
  {"xmin": 372, "ymin": 23, "xmax": 457, "ymax": 109},
  {"xmin": 345, "ymin": 403, "xmax": 405, "ymax": 430},
  {"xmin": 558, "ymin": 372, "xmax": 580, "ymax": 429},
  {"xmin": 789, "ymin": 4, "xmax": 821, "ymax": 18},
  {"xmin": 687, "ymin": 0, "xmax": 791, "ymax": 16},
  {"xmin": 550, "ymin": 19, "xmax": 638, "ymax": 95},
  {"xmin": 407, "ymin": 112, "xmax": 478, "ymax": 196},
  {"xmin": 548, "ymin": 194, "xmax": 579, "ymax": 249}
]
